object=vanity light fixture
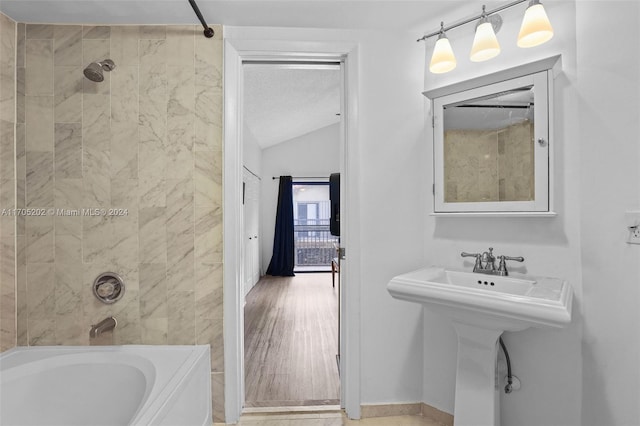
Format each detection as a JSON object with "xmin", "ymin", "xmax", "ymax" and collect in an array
[
  {"xmin": 429, "ymin": 22, "xmax": 457, "ymax": 74},
  {"xmin": 418, "ymin": 0, "xmax": 554, "ymax": 74},
  {"xmin": 470, "ymin": 6, "xmax": 501, "ymax": 62},
  {"xmin": 518, "ymin": 0, "xmax": 554, "ymax": 48}
]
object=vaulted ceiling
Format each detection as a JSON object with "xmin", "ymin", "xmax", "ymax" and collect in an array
[{"xmin": 243, "ymin": 65, "xmax": 341, "ymax": 149}]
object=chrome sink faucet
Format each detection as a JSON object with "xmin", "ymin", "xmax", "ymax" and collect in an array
[
  {"xmin": 481, "ymin": 248, "xmax": 496, "ymax": 271},
  {"xmin": 461, "ymin": 247, "xmax": 524, "ymax": 276}
]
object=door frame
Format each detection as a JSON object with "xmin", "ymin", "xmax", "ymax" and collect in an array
[{"xmin": 223, "ymin": 38, "xmax": 362, "ymax": 423}]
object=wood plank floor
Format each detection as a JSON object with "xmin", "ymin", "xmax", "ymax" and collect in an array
[{"xmin": 244, "ymin": 273, "xmax": 340, "ymax": 407}]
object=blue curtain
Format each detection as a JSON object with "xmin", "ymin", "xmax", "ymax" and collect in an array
[{"xmin": 266, "ymin": 176, "xmax": 295, "ymax": 276}]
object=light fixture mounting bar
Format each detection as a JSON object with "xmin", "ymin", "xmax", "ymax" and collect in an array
[{"xmin": 417, "ymin": 0, "xmax": 528, "ymax": 42}]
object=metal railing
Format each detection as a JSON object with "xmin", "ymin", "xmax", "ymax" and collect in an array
[{"xmin": 294, "ymin": 219, "xmax": 338, "ymax": 267}]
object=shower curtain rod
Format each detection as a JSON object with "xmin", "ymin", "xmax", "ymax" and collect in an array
[
  {"xmin": 188, "ymin": 0, "xmax": 215, "ymax": 38},
  {"xmin": 272, "ymin": 176, "xmax": 328, "ymax": 180}
]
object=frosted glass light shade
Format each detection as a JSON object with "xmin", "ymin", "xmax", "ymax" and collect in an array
[
  {"xmin": 470, "ymin": 21, "xmax": 501, "ymax": 62},
  {"xmin": 518, "ymin": 1, "xmax": 554, "ymax": 48},
  {"xmin": 430, "ymin": 36, "xmax": 457, "ymax": 74}
]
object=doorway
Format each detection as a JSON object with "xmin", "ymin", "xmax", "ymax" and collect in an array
[
  {"xmin": 223, "ymin": 40, "xmax": 361, "ymax": 423},
  {"xmin": 242, "ymin": 62, "xmax": 341, "ymax": 408}
]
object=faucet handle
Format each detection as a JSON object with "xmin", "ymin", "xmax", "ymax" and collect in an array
[
  {"xmin": 501, "ymin": 255, "xmax": 524, "ymax": 262},
  {"xmin": 497, "ymin": 255, "xmax": 525, "ymax": 276},
  {"xmin": 461, "ymin": 252, "xmax": 483, "ymax": 271},
  {"xmin": 461, "ymin": 252, "xmax": 481, "ymax": 258}
]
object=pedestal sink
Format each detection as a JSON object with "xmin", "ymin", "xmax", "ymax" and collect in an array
[{"xmin": 387, "ymin": 267, "xmax": 573, "ymax": 426}]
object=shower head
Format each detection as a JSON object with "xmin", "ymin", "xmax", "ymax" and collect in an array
[{"xmin": 83, "ymin": 59, "xmax": 116, "ymax": 82}]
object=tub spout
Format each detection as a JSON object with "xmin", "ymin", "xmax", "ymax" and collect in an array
[{"xmin": 90, "ymin": 316, "xmax": 117, "ymax": 338}]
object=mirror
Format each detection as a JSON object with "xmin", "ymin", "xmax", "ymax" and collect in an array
[
  {"xmin": 428, "ymin": 65, "xmax": 556, "ymax": 215},
  {"xmin": 443, "ymin": 86, "xmax": 535, "ymax": 203}
]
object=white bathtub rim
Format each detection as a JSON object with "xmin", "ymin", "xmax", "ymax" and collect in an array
[
  {"xmin": 0, "ymin": 345, "xmax": 212, "ymax": 426},
  {"xmin": 0, "ymin": 351, "xmax": 156, "ymax": 385},
  {"xmin": 131, "ymin": 345, "xmax": 211, "ymax": 425}
]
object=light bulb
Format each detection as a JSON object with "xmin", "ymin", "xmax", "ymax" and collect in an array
[
  {"xmin": 430, "ymin": 32, "xmax": 457, "ymax": 74},
  {"xmin": 470, "ymin": 19, "xmax": 501, "ymax": 62},
  {"xmin": 518, "ymin": 0, "xmax": 554, "ymax": 48}
]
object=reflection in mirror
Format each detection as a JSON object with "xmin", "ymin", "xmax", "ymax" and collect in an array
[{"xmin": 443, "ymin": 86, "xmax": 534, "ymax": 203}]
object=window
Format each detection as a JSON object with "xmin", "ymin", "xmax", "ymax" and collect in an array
[{"xmin": 293, "ymin": 183, "xmax": 338, "ymax": 271}]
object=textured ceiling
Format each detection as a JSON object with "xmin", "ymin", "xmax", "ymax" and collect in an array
[
  {"xmin": 243, "ymin": 65, "xmax": 341, "ymax": 149},
  {"xmin": 0, "ymin": 1, "xmax": 473, "ymax": 32}
]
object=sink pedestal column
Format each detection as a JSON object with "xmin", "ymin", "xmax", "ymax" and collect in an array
[{"xmin": 452, "ymin": 322, "xmax": 503, "ymax": 426}]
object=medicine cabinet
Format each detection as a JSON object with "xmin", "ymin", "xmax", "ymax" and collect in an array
[{"xmin": 424, "ymin": 56, "xmax": 560, "ymax": 216}]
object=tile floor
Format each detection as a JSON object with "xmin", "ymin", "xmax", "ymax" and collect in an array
[{"xmin": 215, "ymin": 412, "xmax": 444, "ymax": 426}]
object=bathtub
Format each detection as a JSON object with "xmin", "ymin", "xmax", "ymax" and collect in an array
[{"xmin": 0, "ymin": 345, "xmax": 212, "ymax": 426}]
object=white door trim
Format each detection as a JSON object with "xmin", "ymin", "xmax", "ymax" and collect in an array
[{"xmin": 223, "ymin": 38, "xmax": 362, "ymax": 423}]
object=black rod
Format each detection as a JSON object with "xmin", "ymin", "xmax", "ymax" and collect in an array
[{"xmin": 188, "ymin": 0, "xmax": 215, "ymax": 38}]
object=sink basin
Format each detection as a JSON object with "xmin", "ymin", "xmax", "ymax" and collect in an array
[
  {"xmin": 388, "ymin": 266, "xmax": 572, "ymax": 332},
  {"xmin": 388, "ymin": 266, "xmax": 573, "ymax": 426},
  {"xmin": 430, "ymin": 270, "xmax": 536, "ymax": 295}
]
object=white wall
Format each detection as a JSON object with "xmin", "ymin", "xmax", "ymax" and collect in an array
[
  {"xmin": 226, "ymin": 24, "xmax": 428, "ymax": 406},
  {"xmin": 354, "ymin": 30, "xmax": 427, "ymax": 405},
  {"xmin": 243, "ymin": 124, "xmax": 262, "ymax": 177},
  {"xmin": 422, "ymin": 2, "xmax": 584, "ymax": 424},
  {"xmin": 422, "ymin": 1, "xmax": 640, "ymax": 425},
  {"xmin": 260, "ymin": 123, "xmax": 340, "ymax": 273},
  {"xmin": 577, "ymin": 2, "xmax": 640, "ymax": 425}
]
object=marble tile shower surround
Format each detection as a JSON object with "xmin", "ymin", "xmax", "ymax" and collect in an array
[
  {"xmin": 444, "ymin": 121, "xmax": 534, "ymax": 203},
  {"xmin": 10, "ymin": 22, "xmax": 224, "ymax": 421},
  {"xmin": 0, "ymin": 12, "xmax": 17, "ymax": 352}
]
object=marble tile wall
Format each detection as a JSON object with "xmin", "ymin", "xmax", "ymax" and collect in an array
[
  {"xmin": 444, "ymin": 129, "xmax": 498, "ymax": 203},
  {"xmin": 0, "ymin": 12, "xmax": 17, "ymax": 352},
  {"xmin": 497, "ymin": 121, "xmax": 535, "ymax": 201},
  {"xmin": 15, "ymin": 23, "xmax": 224, "ymax": 421},
  {"xmin": 444, "ymin": 121, "xmax": 534, "ymax": 203}
]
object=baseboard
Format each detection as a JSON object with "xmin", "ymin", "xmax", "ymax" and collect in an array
[
  {"xmin": 359, "ymin": 402, "xmax": 453, "ymax": 425},
  {"xmin": 422, "ymin": 403, "xmax": 454, "ymax": 426},
  {"xmin": 360, "ymin": 403, "xmax": 422, "ymax": 418}
]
